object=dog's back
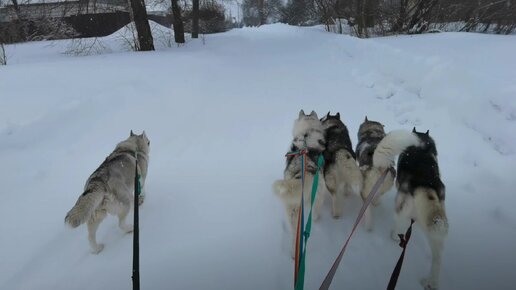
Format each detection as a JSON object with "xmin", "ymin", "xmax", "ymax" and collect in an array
[
  {"xmin": 356, "ymin": 117, "xmax": 386, "ymax": 168},
  {"xmin": 397, "ymin": 136, "xmax": 445, "ymax": 201}
]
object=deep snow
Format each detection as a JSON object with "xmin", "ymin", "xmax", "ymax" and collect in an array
[{"xmin": 1, "ymin": 24, "xmax": 515, "ymax": 290}]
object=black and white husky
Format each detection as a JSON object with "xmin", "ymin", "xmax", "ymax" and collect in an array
[
  {"xmin": 320, "ymin": 112, "xmax": 362, "ymax": 218},
  {"xmin": 356, "ymin": 117, "xmax": 395, "ymax": 230},
  {"xmin": 373, "ymin": 128, "xmax": 448, "ymax": 290},
  {"xmin": 273, "ymin": 110, "xmax": 327, "ymax": 258}
]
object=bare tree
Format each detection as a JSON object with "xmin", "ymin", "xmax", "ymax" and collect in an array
[
  {"xmin": 128, "ymin": 0, "xmax": 155, "ymax": 51},
  {"xmin": 171, "ymin": 0, "xmax": 185, "ymax": 43},
  {"xmin": 242, "ymin": 0, "xmax": 284, "ymax": 26},
  {"xmin": 0, "ymin": 41, "xmax": 6, "ymax": 65},
  {"xmin": 192, "ymin": 0, "xmax": 199, "ymax": 38}
]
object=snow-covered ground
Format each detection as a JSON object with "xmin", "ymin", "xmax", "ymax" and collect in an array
[{"xmin": 1, "ymin": 25, "xmax": 515, "ymax": 290}]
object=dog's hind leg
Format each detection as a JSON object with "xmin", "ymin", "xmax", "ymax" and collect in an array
[
  {"xmin": 415, "ymin": 190, "xmax": 448, "ymax": 290},
  {"xmin": 330, "ymin": 191, "xmax": 343, "ymax": 219},
  {"xmin": 324, "ymin": 173, "xmax": 342, "ymax": 219},
  {"xmin": 87, "ymin": 210, "xmax": 107, "ymax": 254},
  {"xmin": 312, "ymin": 193, "xmax": 324, "ymax": 221},
  {"xmin": 289, "ymin": 207, "xmax": 299, "ymax": 259},
  {"xmin": 420, "ymin": 229, "xmax": 446, "ymax": 290},
  {"xmin": 364, "ymin": 206, "xmax": 374, "ymax": 231},
  {"xmin": 118, "ymin": 204, "xmax": 134, "ymax": 233},
  {"xmin": 391, "ymin": 193, "xmax": 413, "ymax": 242}
]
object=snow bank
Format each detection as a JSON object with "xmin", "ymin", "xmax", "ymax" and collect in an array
[{"xmin": 1, "ymin": 25, "xmax": 516, "ymax": 290}]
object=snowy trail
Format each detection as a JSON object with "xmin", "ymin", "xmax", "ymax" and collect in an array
[{"xmin": 1, "ymin": 25, "xmax": 516, "ymax": 290}]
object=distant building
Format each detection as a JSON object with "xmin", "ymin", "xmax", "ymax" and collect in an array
[
  {"xmin": 0, "ymin": 0, "xmax": 170, "ymax": 41},
  {"xmin": 0, "ymin": 0, "xmax": 128, "ymax": 23}
]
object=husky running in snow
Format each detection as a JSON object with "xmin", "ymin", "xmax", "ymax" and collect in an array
[
  {"xmin": 273, "ymin": 110, "xmax": 327, "ymax": 258},
  {"xmin": 373, "ymin": 128, "xmax": 448, "ymax": 290},
  {"xmin": 319, "ymin": 112, "xmax": 362, "ymax": 218},
  {"xmin": 65, "ymin": 131, "xmax": 150, "ymax": 254},
  {"xmin": 356, "ymin": 117, "xmax": 395, "ymax": 230}
]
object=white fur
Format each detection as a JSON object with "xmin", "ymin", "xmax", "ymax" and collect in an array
[
  {"xmin": 273, "ymin": 173, "xmax": 327, "ymax": 258},
  {"xmin": 361, "ymin": 167, "xmax": 395, "ymax": 231},
  {"xmin": 392, "ymin": 189, "xmax": 448, "ymax": 290},
  {"xmin": 292, "ymin": 116, "xmax": 325, "ymax": 151},
  {"xmin": 373, "ymin": 130, "xmax": 422, "ymax": 168},
  {"xmin": 324, "ymin": 150, "xmax": 363, "ymax": 218}
]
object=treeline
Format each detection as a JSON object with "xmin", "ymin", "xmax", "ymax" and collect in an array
[
  {"xmin": 242, "ymin": 0, "xmax": 516, "ymax": 36},
  {"xmin": 0, "ymin": 0, "xmax": 230, "ymax": 45}
]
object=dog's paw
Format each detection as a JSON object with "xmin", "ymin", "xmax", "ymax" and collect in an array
[
  {"xmin": 331, "ymin": 207, "xmax": 342, "ymax": 219},
  {"xmin": 91, "ymin": 244, "xmax": 105, "ymax": 254},
  {"xmin": 420, "ymin": 277, "xmax": 439, "ymax": 290}
]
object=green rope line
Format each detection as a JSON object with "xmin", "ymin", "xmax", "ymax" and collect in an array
[{"xmin": 295, "ymin": 153, "xmax": 324, "ymax": 290}]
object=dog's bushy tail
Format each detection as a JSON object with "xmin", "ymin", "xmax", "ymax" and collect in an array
[
  {"xmin": 65, "ymin": 191, "xmax": 103, "ymax": 228},
  {"xmin": 273, "ymin": 180, "xmax": 289, "ymax": 196},
  {"xmin": 273, "ymin": 179, "xmax": 308, "ymax": 206},
  {"xmin": 373, "ymin": 130, "xmax": 421, "ymax": 168}
]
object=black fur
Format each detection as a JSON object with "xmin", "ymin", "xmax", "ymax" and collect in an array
[
  {"xmin": 320, "ymin": 112, "xmax": 356, "ymax": 176},
  {"xmin": 356, "ymin": 118, "xmax": 386, "ymax": 168},
  {"xmin": 285, "ymin": 143, "xmax": 322, "ymax": 176},
  {"xmin": 397, "ymin": 130, "xmax": 445, "ymax": 200}
]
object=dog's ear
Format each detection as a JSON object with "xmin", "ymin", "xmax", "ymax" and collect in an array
[
  {"xmin": 365, "ymin": 116, "xmax": 368, "ymax": 122},
  {"xmin": 327, "ymin": 111, "xmax": 330, "ymax": 117},
  {"xmin": 130, "ymin": 130, "xmax": 135, "ymax": 136},
  {"xmin": 142, "ymin": 130, "xmax": 146, "ymax": 137},
  {"xmin": 412, "ymin": 127, "xmax": 416, "ymax": 133},
  {"xmin": 299, "ymin": 110, "xmax": 305, "ymax": 118},
  {"xmin": 310, "ymin": 110, "xmax": 318, "ymax": 119},
  {"xmin": 336, "ymin": 112, "xmax": 340, "ymax": 119},
  {"xmin": 426, "ymin": 130, "xmax": 430, "ymax": 135}
]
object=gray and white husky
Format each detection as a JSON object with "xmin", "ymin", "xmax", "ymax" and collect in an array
[
  {"xmin": 320, "ymin": 112, "xmax": 362, "ymax": 218},
  {"xmin": 273, "ymin": 110, "xmax": 327, "ymax": 258},
  {"xmin": 373, "ymin": 128, "xmax": 448, "ymax": 290},
  {"xmin": 356, "ymin": 117, "xmax": 395, "ymax": 230},
  {"xmin": 65, "ymin": 131, "xmax": 150, "ymax": 254}
]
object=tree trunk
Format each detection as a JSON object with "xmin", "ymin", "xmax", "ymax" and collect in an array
[
  {"xmin": 171, "ymin": 0, "xmax": 185, "ymax": 43},
  {"xmin": 355, "ymin": 0, "xmax": 368, "ymax": 37},
  {"xmin": 365, "ymin": 0, "xmax": 378, "ymax": 27},
  {"xmin": 393, "ymin": 0, "xmax": 407, "ymax": 32},
  {"xmin": 192, "ymin": 0, "xmax": 199, "ymax": 38},
  {"xmin": 258, "ymin": 0, "xmax": 266, "ymax": 26},
  {"xmin": 128, "ymin": 0, "xmax": 155, "ymax": 51},
  {"xmin": 407, "ymin": 0, "xmax": 439, "ymax": 34}
]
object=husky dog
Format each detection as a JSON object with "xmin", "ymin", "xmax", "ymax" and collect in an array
[
  {"xmin": 274, "ymin": 110, "xmax": 327, "ymax": 258},
  {"xmin": 319, "ymin": 112, "xmax": 362, "ymax": 218},
  {"xmin": 291, "ymin": 110, "xmax": 325, "ymax": 154},
  {"xmin": 65, "ymin": 131, "xmax": 150, "ymax": 254},
  {"xmin": 356, "ymin": 117, "xmax": 395, "ymax": 230},
  {"xmin": 373, "ymin": 128, "xmax": 448, "ymax": 290}
]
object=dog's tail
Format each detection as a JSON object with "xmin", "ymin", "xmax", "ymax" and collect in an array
[
  {"xmin": 273, "ymin": 178, "xmax": 309, "ymax": 206},
  {"xmin": 414, "ymin": 187, "xmax": 449, "ymax": 235},
  {"xmin": 273, "ymin": 180, "xmax": 290, "ymax": 197},
  {"xmin": 373, "ymin": 130, "xmax": 421, "ymax": 168},
  {"xmin": 65, "ymin": 191, "xmax": 104, "ymax": 228}
]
